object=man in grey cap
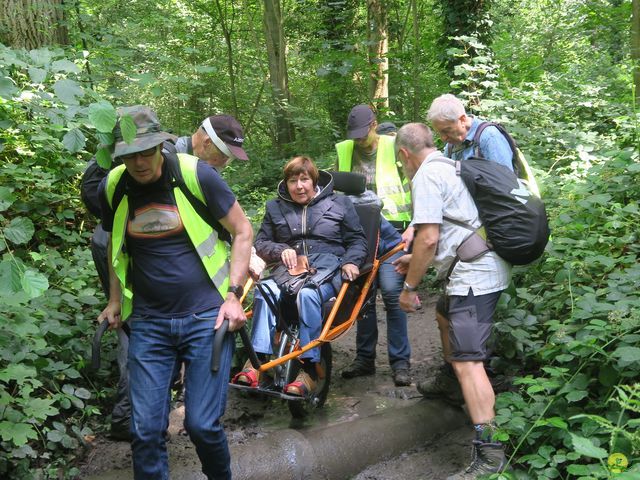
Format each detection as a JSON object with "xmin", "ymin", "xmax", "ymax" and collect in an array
[
  {"xmin": 335, "ymin": 104, "xmax": 413, "ymax": 387},
  {"xmin": 97, "ymin": 105, "xmax": 253, "ymax": 479},
  {"xmin": 376, "ymin": 121, "xmax": 398, "ymax": 136},
  {"xmin": 175, "ymin": 114, "xmax": 249, "ymax": 170}
]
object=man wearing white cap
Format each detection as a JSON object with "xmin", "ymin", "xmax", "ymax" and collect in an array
[{"xmin": 175, "ymin": 114, "xmax": 249, "ymax": 170}]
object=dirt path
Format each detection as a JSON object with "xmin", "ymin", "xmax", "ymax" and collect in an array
[{"xmin": 78, "ymin": 293, "xmax": 471, "ymax": 479}]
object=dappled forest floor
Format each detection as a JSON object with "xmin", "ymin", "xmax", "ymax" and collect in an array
[{"xmin": 77, "ymin": 293, "xmax": 472, "ymax": 479}]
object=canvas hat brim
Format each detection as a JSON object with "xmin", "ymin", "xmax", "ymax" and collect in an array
[{"xmin": 113, "ymin": 131, "xmax": 175, "ymax": 158}]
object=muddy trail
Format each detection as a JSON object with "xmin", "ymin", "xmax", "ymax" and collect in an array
[{"xmin": 79, "ymin": 294, "xmax": 472, "ymax": 479}]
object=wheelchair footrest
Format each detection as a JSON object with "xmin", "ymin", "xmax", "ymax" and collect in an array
[{"xmin": 228, "ymin": 382, "xmax": 307, "ymax": 402}]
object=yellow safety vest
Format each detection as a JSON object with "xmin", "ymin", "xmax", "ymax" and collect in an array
[
  {"xmin": 105, "ymin": 153, "xmax": 230, "ymax": 320},
  {"xmin": 335, "ymin": 135, "xmax": 412, "ymax": 223}
]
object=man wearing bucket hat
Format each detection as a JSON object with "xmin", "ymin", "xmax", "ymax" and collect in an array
[
  {"xmin": 97, "ymin": 105, "xmax": 253, "ymax": 479},
  {"xmin": 175, "ymin": 114, "xmax": 249, "ymax": 170},
  {"xmin": 335, "ymin": 104, "xmax": 413, "ymax": 387}
]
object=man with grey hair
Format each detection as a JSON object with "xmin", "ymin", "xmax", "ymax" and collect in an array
[
  {"xmin": 175, "ymin": 114, "xmax": 249, "ymax": 170},
  {"xmin": 394, "ymin": 122, "xmax": 510, "ymax": 479},
  {"xmin": 427, "ymin": 94, "xmax": 513, "ymax": 171},
  {"xmin": 419, "ymin": 93, "xmax": 515, "ymax": 404}
]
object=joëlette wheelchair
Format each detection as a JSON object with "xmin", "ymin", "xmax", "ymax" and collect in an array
[{"xmin": 214, "ymin": 171, "xmax": 406, "ymax": 418}]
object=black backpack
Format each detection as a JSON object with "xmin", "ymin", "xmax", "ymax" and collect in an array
[
  {"xmin": 472, "ymin": 121, "xmax": 541, "ymax": 198},
  {"xmin": 432, "ymin": 156, "xmax": 550, "ymax": 266}
]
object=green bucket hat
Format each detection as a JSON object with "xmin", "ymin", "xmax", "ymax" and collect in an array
[{"xmin": 113, "ymin": 105, "xmax": 176, "ymax": 158}]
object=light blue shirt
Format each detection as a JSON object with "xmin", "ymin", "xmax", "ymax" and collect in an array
[{"xmin": 445, "ymin": 117, "xmax": 514, "ymax": 171}]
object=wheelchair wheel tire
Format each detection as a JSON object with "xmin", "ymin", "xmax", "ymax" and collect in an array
[{"xmin": 288, "ymin": 342, "xmax": 332, "ymax": 419}]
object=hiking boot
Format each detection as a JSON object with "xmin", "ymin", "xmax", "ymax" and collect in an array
[
  {"xmin": 446, "ymin": 440, "xmax": 506, "ymax": 479},
  {"xmin": 341, "ymin": 358, "xmax": 375, "ymax": 379},
  {"xmin": 417, "ymin": 367, "xmax": 465, "ymax": 406},
  {"xmin": 392, "ymin": 367, "xmax": 411, "ymax": 387},
  {"xmin": 109, "ymin": 422, "xmax": 131, "ymax": 442}
]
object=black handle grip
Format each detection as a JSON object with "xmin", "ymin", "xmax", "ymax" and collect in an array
[
  {"xmin": 239, "ymin": 326, "xmax": 262, "ymax": 370},
  {"xmin": 211, "ymin": 319, "xmax": 230, "ymax": 373},
  {"xmin": 91, "ymin": 319, "xmax": 110, "ymax": 370}
]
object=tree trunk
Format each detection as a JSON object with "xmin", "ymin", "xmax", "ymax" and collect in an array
[
  {"xmin": 0, "ymin": 0, "xmax": 68, "ymax": 49},
  {"xmin": 320, "ymin": 0, "xmax": 359, "ymax": 130},
  {"xmin": 411, "ymin": 0, "xmax": 420, "ymax": 120},
  {"xmin": 263, "ymin": 0, "xmax": 295, "ymax": 151},
  {"xmin": 214, "ymin": 0, "xmax": 239, "ymax": 118},
  {"xmin": 367, "ymin": 0, "xmax": 389, "ymax": 110},
  {"xmin": 633, "ymin": 0, "xmax": 640, "ymax": 104}
]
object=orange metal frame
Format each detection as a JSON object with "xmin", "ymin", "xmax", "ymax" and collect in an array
[{"xmin": 247, "ymin": 242, "xmax": 406, "ymax": 374}]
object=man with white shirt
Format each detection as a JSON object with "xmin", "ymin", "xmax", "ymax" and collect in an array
[{"xmin": 394, "ymin": 123, "xmax": 511, "ymax": 479}]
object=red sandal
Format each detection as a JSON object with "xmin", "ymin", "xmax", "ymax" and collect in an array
[
  {"xmin": 231, "ymin": 367, "xmax": 259, "ymax": 388},
  {"xmin": 283, "ymin": 371, "xmax": 316, "ymax": 397}
]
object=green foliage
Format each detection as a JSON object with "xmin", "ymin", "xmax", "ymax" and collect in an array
[{"xmin": 0, "ymin": 45, "xmax": 121, "ymax": 478}]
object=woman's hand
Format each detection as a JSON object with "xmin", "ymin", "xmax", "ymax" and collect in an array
[
  {"xmin": 341, "ymin": 263, "xmax": 360, "ymax": 281},
  {"xmin": 281, "ymin": 248, "xmax": 298, "ymax": 269}
]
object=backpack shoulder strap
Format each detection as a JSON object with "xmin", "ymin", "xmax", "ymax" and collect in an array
[
  {"xmin": 164, "ymin": 150, "xmax": 232, "ymax": 244},
  {"xmin": 428, "ymin": 156, "xmax": 460, "ymax": 175},
  {"xmin": 472, "ymin": 121, "xmax": 521, "ymax": 174}
]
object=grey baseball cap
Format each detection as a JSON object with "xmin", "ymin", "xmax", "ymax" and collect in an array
[
  {"xmin": 346, "ymin": 104, "xmax": 375, "ymax": 139},
  {"xmin": 376, "ymin": 121, "xmax": 397, "ymax": 135},
  {"xmin": 113, "ymin": 106, "xmax": 175, "ymax": 158}
]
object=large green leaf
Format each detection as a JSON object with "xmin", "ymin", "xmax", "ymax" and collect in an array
[
  {"xmin": 4, "ymin": 217, "xmax": 35, "ymax": 245},
  {"xmin": 53, "ymin": 79, "xmax": 85, "ymax": 105},
  {"xmin": 21, "ymin": 269, "xmax": 49, "ymax": 298},
  {"xmin": 119, "ymin": 114, "xmax": 137, "ymax": 144},
  {"xmin": 0, "ymin": 364, "xmax": 37, "ymax": 383},
  {"xmin": 0, "ymin": 186, "xmax": 16, "ymax": 212},
  {"xmin": 0, "ymin": 259, "xmax": 21, "ymax": 294},
  {"xmin": 0, "ymin": 77, "xmax": 18, "ymax": 99},
  {"xmin": 62, "ymin": 128, "xmax": 86, "ymax": 153},
  {"xmin": 28, "ymin": 67, "xmax": 47, "ymax": 84},
  {"xmin": 88, "ymin": 101, "xmax": 117, "ymax": 133},
  {"xmin": 23, "ymin": 398, "xmax": 58, "ymax": 421},
  {"xmin": 51, "ymin": 59, "xmax": 80, "ymax": 73},
  {"xmin": 570, "ymin": 433, "xmax": 608, "ymax": 459},
  {"xmin": 96, "ymin": 147, "xmax": 113, "ymax": 169},
  {"xmin": 28, "ymin": 48, "xmax": 53, "ymax": 66},
  {"xmin": 0, "ymin": 421, "xmax": 38, "ymax": 447},
  {"xmin": 613, "ymin": 346, "xmax": 640, "ymax": 365}
]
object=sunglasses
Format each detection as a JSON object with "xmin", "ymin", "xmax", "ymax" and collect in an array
[{"xmin": 119, "ymin": 145, "xmax": 158, "ymax": 161}]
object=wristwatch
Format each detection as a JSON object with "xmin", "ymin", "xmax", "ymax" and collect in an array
[
  {"xmin": 403, "ymin": 281, "xmax": 418, "ymax": 292},
  {"xmin": 228, "ymin": 285, "xmax": 244, "ymax": 300}
]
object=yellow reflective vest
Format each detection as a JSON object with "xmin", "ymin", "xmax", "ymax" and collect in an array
[
  {"xmin": 335, "ymin": 135, "xmax": 412, "ymax": 223},
  {"xmin": 105, "ymin": 153, "xmax": 230, "ymax": 320}
]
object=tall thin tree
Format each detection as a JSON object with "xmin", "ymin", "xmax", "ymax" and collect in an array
[
  {"xmin": 263, "ymin": 0, "xmax": 295, "ymax": 150},
  {"xmin": 367, "ymin": 0, "xmax": 389, "ymax": 109}
]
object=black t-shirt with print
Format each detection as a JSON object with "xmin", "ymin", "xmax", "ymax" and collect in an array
[{"xmin": 99, "ymin": 158, "xmax": 236, "ymax": 317}]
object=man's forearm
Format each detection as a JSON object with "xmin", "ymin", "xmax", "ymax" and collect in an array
[
  {"xmin": 106, "ymin": 236, "xmax": 122, "ymax": 303},
  {"xmin": 405, "ymin": 224, "xmax": 438, "ymax": 287},
  {"xmin": 228, "ymin": 225, "xmax": 252, "ymax": 287}
]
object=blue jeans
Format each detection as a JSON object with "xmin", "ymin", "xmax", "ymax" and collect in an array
[
  {"xmin": 251, "ymin": 278, "xmax": 336, "ymax": 363},
  {"xmin": 128, "ymin": 308, "xmax": 233, "ymax": 480},
  {"xmin": 355, "ymin": 249, "xmax": 411, "ymax": 370}
]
